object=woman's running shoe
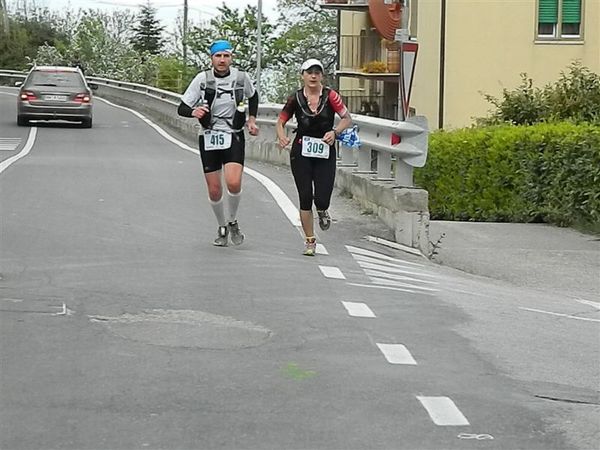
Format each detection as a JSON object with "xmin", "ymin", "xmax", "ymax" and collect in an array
[{"xmin": 303, "ymin": 238, "xmax": 317, "ymax": 256}]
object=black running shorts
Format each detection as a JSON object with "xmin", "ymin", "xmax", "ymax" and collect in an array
[{"xmin": 198, "ymin": 130, "xmax": 245, "ymax": 173}]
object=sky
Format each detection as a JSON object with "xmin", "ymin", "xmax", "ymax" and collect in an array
[{"xmin": 29, "ymin": 0, "xmax": 280, "ymax": 29}]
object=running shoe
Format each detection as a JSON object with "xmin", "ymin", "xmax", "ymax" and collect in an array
[
  {"xmin": 303, "ymin": 238, "xmax": 317, "ymax": 256},
  {"xmin": 317, "ymin": 210, "xmax": 331, "ymax": 231},
  {"xmin": 213, "ymin": 225, "xmax": 228, "ymax": 247},
  {"xmin": 228, "ymin": 220, "xmax": 245, "ymax": 246}
]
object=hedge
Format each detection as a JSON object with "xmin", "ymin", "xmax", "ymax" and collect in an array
[{"xmin": 414, "ymin": 122, "xmax": 600, "ymax": 228}]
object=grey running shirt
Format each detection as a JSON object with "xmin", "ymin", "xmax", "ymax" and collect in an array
[{"xmin": 181, "ymin": 67, "xmax": 256, "ymax": 132}]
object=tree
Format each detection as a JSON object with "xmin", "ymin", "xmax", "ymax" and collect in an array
[
  {"xmin": 0, "ymin": 14, "xmax": 68, "ymax": 70},
  {"xmin": 185, "ymin": 4, "xmax": 276, "ymax": 78},
  {"xmin": 131, "ymin": 1, "xmax": 164, "ymax": 55},
  {"xmin": 266, "ymin": 0, "xmax": 337, "ymax": 101}
]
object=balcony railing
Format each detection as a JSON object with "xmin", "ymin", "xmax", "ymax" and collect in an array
[
  {"xmin": 338, "ymin": 34, "xmax": 400, "ymax": 75},
  {"xmin": 340, "ymin": 91, "xmax": 397, "ymax": 121},
  {"xmin": 319, "ymin": 0, "xmax": 369, "ymax": 11}
]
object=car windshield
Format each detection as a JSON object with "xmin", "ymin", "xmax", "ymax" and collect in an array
[{"xmin": 28, "ymin": 71, "xmax": 85, "ymax": 88}]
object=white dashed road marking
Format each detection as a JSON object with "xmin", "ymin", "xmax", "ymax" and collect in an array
[
  {"xmin": 316, "ymin": 243, "xmax": 328, "ymax": 255},
  {"xmin": 376, "ymin": 343, "xmax": 417, "ymax": 365},
  {"xmin": 353, "ymin": 256, "xmax": 437, "ymax": 278},
  {"xmin": 319, "ymin": 266, "xmax": 346, "ymax": 279},
  {"xmin": 346, "ymin": 245, "xmax": 425, "ymax": 267},
  {"xmin": 346, "ymin": 246, "xmax": 438, "ymax": 293},
  {"xmin": 341, "ymin": 301, "xmax": 376, "ymax": 318},
  {"xmin": 417, "ymin": 396, "xmax": 470, "ymax": 426},
  {"xmin": 0, "ymin": 128, "xmax": 37, "ymax": 174},
  {"xmin": 0, "ymin": 138, "xmax": 21, "ymax": 151},
  {"xmin": 369, "ymin": 277, "xmax": 439, "ymax": 292},
  {"xmin": 347, "ymin": 282, "xmax": 417, "ymax": 294}
]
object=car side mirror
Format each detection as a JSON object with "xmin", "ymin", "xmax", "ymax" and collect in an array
[{"xmin": 15, "ymin": 81, "xmax": 23, "ymax": 87}]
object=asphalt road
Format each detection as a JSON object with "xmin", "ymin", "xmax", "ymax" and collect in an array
[{"xmin": 1, "ymin": 87, "xmax": 598, "ymax": 450}]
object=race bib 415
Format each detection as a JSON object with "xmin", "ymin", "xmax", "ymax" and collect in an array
[{"xmin": 204, "ymin": 130, "xmax": 232, "ymax": 151}]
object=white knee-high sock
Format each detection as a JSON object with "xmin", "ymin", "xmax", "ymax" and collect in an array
[
  {"xmin": 208, "ymin": 197, "xmax": 226, "ymax": 227},
  {"xmin": 226, "ymin": 189, "xmax": 242, "ymax": 223}
]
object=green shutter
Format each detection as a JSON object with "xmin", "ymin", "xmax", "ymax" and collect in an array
[
  {"xmin": 539, "ymin": 0, "xmax": 558, "ymax": 23},
  {"xmin": 562, "ymin": 0, "xmax": 581, "ymax": 23}
]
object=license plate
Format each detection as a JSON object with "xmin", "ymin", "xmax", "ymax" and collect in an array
[{"xmin": 44, "ymin": 95, "xmax": 67, "ymax": 101}]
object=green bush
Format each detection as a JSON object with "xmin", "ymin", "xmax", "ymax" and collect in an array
[
  {"xmin": 478, "ymin": 62, "xmax": 600, "ymax": 126},
  {"xmin": 415, "ymin": 122, "xmax": 600, "ymax": 228}
]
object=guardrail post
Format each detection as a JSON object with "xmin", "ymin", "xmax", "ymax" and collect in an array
[
  {"xmin": 376, "ymin": 151, "xmax": 393, "ymax": 180},
  {"xmin": 356, "ymin": 146, "xmax": 374, "ymax": 173},
  {"xmin": 338, "ymin": 143, "xmax": 356, "ymax": 166},
  {"xmin": 394, "ymin": 159, "xmax": 413, "ymax": 187}
]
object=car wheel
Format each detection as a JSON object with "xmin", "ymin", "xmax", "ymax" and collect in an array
[
  {"xmin": 17, "ymin": 115, "xmax": 29, "ymax": 126},
  {"xmin": 81, "ymin": 117, "xmax": 92, "ymax": 128}
]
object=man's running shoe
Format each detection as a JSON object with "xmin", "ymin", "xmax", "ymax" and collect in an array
[
  {"xmin": 228, "ymin": 220, "xmax": 245, "ymax": 246},
  {"xmin": 213, "ymin": 225, "xmax": 228, "ymax": 247},
  {"xmin": 317, "ymin": 210, "xmax": 331, "ymax": 231},
  {"xmin": 303, "ymin": 238, "xmax": 317, "ymax": 256}
]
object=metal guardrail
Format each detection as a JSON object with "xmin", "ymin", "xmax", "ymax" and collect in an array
[{"xmin": 1, "ymin": 70, "xmax": 428, "ymax": 186}]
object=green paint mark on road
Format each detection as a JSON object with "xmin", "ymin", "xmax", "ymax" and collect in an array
[{"xmin": 282, "ymin": 363, "xmax": 316, "ymax": 380}]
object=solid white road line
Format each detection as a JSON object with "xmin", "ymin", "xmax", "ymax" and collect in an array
[
  {"xmin": 318, "ymin": 266, "xmax": 346, "ymax": 279},
  {"xmin": 376, "ymin": 343, "xmax": 417, "ymax": 365},
  {"xmin": 417, "ymin": 396, "xmax": 470, "ymax": 426},
  {"xmin": 0, "ymin": 128, "xmax": 37, "ymax": 174},
  {"xmin": 519, "ymin": 307, "xmax": 600, "ymax": 323},
  {"xmin": 341, "ymin": 301, "xmax": 376, "ymax": 318},
  {"xmin": 346, "ymin": 245, "xmax": 425, "ymax": 267},
  {"xmin": 366, "ymin": 235, "xmax": 426, "ymax": 257},
  {"xmin": 97, "ymin": 98, "xmax": 303, "ymax": 228}
]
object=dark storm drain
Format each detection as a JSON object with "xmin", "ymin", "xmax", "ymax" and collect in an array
[{"xmin": 89, "ymin": 309, "xmax": 273, "ymax": 349}]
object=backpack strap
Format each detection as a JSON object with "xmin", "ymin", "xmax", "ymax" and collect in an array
[
  {"xmin": 296, "ymin": 87, "xmax": 330, "ymax": 117},
  {"xmin": 200, "ymin": 69, "xmax": 248, "ymax": 130},
  {"xmin": 204, "ymin": 69, "xmax": 217, "ymax": 109},
  {"xmin": 234, "ymin": 69, "xmax": 246, "ymax": 105}
]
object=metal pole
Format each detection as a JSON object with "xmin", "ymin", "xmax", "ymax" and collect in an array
[
  {"xmin": 256, "ymin": 0, "xmax": 262, "ymax": 95},
  {"xmin": 0, "ymin": 0, "xmax": 9, "ymax": 34},
  {"xmin": 183, "ymin": 0, "xmax": 188, "ymax": 78}
]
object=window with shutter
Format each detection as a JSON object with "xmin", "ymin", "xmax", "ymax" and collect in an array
[
  {"xmin": 537, "ymin": 0, "xmax": 582, "ymax": 39},
  {"xmin": 562, "ymin": 0, "xmax": 581, "ymax": 35}
]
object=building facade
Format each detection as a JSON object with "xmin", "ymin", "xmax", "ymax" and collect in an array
[{"xmin": 321, "ymin": 0, "xmax": 599, "ymax": 129}]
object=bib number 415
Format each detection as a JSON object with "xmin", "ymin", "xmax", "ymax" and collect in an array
[{"xmin": 204, "ymin": 130, "xmax": 232, "ymax": 151}]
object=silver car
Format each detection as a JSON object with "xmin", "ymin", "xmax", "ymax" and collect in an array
[{"xmin": 16, "ymin": 66, "xmax": 97, "ymax": 128}]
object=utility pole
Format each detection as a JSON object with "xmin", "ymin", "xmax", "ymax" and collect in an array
[
  {"xmin": 182, "ymin": 0, "xmax": 188, "ymax": 77},
  {"xmin": 256, "ymin": 0, "xmax": 262, "ymax": 96},
  {"xmin": 0, "ymin": 0, "xmax": 9, "ymax": 34}
]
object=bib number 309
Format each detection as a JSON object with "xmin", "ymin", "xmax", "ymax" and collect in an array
[
  {"xmin": 204, "ymin": 130, "xmax": 232, "ymax": 151},
  {"xmin": 301, "ymin": 136, "xmax": 330, "ymax": 159}
]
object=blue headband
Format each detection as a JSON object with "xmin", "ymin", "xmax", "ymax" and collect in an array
[{"xmin": 210, "ymin": 40, "xmax": 233, "ymax": 56}]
